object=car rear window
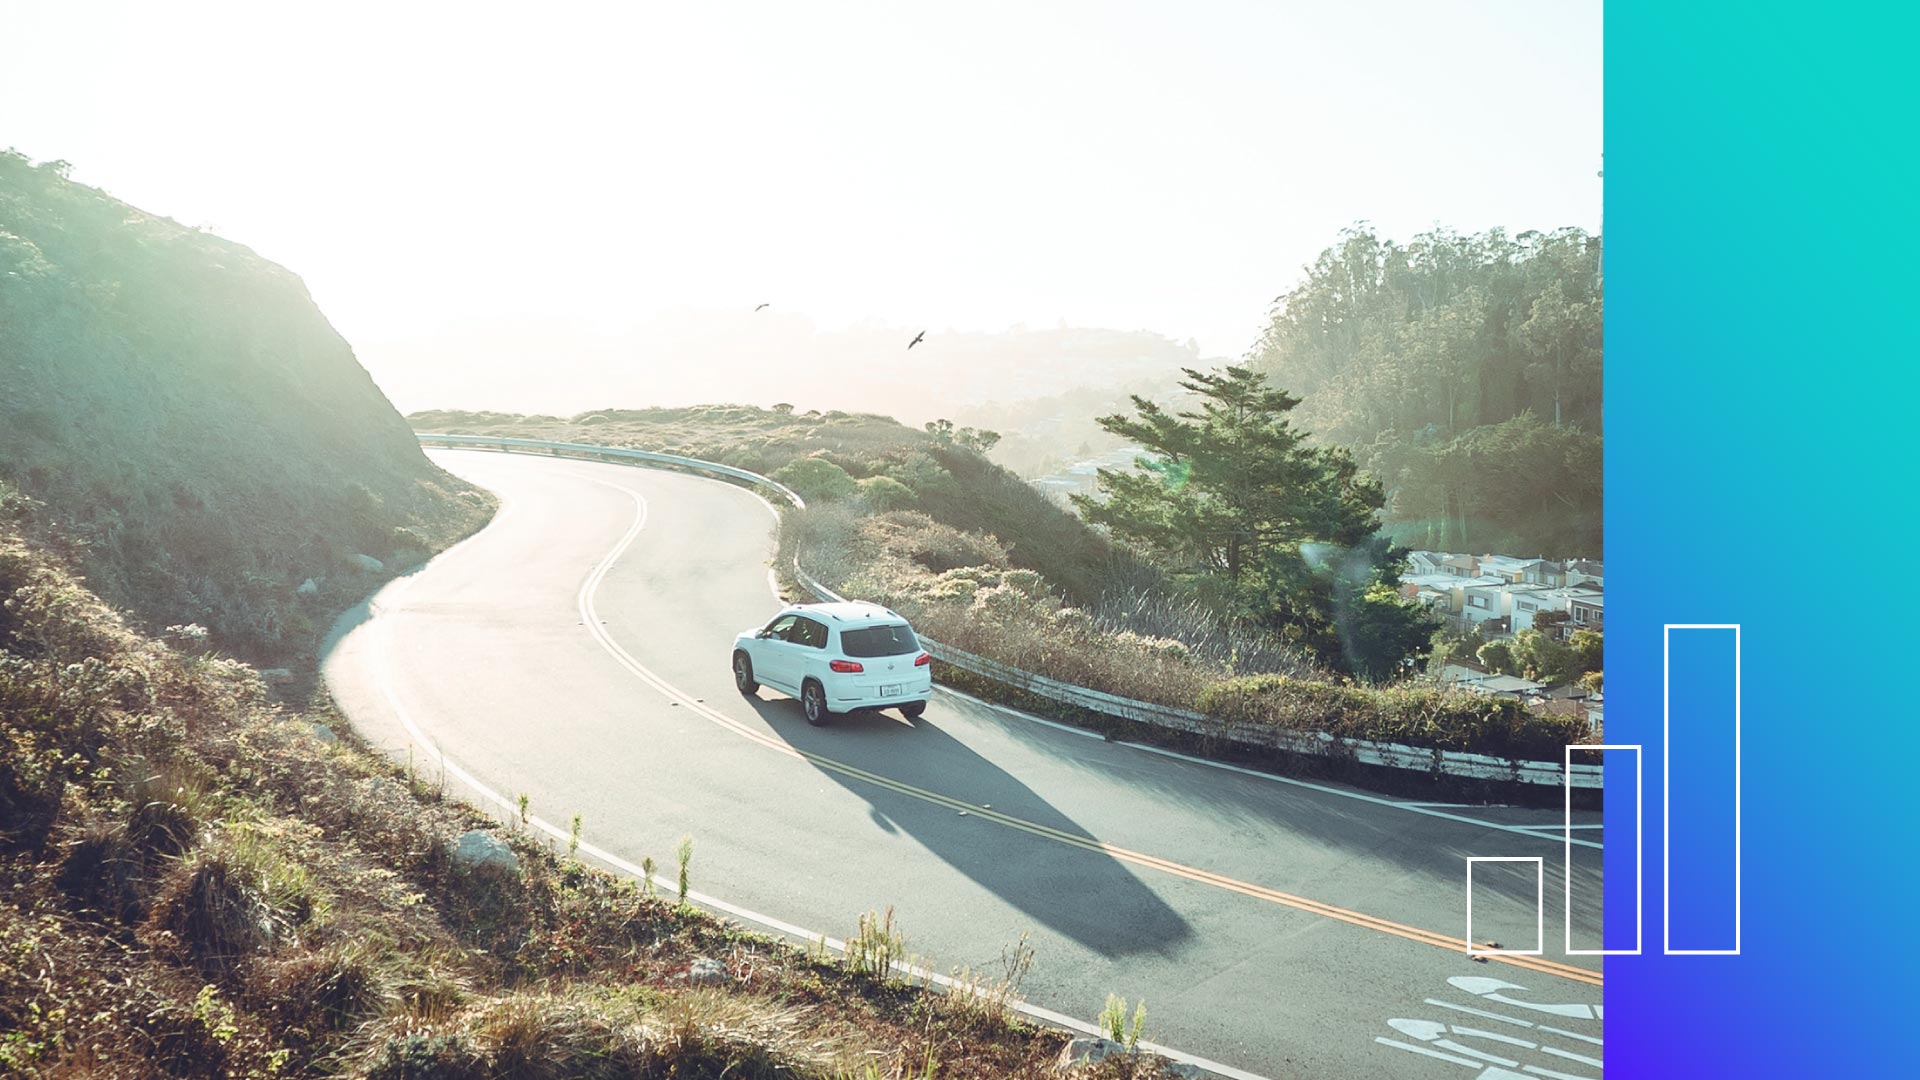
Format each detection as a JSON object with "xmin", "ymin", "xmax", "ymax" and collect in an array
[{"xmin": 840, "ymin": 624, "xmax": 920, "ymax": 658}]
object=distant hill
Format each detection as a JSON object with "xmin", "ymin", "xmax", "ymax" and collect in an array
[
  {"xmin": 0, "ymin": 151, "xmax": 490, "ymax": 661},
  {"xmin": 366, "ymin": 316, "xmax": 1200, "ymax": 425}
]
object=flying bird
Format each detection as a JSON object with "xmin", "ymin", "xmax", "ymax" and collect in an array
[
  {"xmin": 907, "ymin": 331, "xmax": 926, "ymax": 349},
  {"xmin": 754, "ymin": 303, "xmax": 770, "ymax": 312}
]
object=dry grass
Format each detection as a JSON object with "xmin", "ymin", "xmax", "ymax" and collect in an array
[
  {"xmin": 795, "ymin": 504, "xmax": 1234, "ymax": 710},
  {"xmin": 0, "ymin": 506, "xmax": 1097, "ymax": 1079}
]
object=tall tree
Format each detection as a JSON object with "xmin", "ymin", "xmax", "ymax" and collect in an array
[
  {"xmin": 1075, "ymin": 365, "xmax": 1433, "ymax": 677},
  {"xmin": 1518, "ymin": 278, "xmax": 1602, "ymax": 427}
]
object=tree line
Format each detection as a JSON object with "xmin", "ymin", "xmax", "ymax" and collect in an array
[{"xmin": 1249, "ymin": 226, "xmax": 1602, "ymax": 557}]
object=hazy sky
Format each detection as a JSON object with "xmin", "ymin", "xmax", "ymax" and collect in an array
[{"xmin": 3, "ymin": 1, "xmax": 1600, "ymax": 413}]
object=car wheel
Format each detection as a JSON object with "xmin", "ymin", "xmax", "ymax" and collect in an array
[
  {"xmin": 732, "ymin": 651, "xmax": 758, "ymax": 694},
  {"xmin": 801, "ymin": 680, "xmax": 829, "ymax": 726},
  {"xmin": 900, "ymin": 701, "xmax": 927, "ymax": 719}
]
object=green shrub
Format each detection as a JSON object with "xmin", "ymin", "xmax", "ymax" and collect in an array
[
  {"xmin": 854, "ymin": 475, "xmax": 915, "ymax": 510},
  {"xmin": 55, "ymin": 818, "xmax": 146, "ymax": 921},
  {"xmin": 364, "ymin": 1028, "xmax": 487, "ymax": 1080},
  {"xmin": 253, "ymin": 942, "xmax": 394, "ymax": 1036},
  {"xmin": 148, "ymin": 825, "xmax": 327, "ymax": 974},
  {"xmin": 770, "ymin": 457, "xmax": 858, "ymax": 502},
  {"xmin": 1197, "ymin": 675, "xmax": 1590, "ymax": 761}
]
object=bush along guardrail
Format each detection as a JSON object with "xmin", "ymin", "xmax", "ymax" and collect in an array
[{"xmin": 418, "ymin": 433, "xmax": 1602, "ymax": 789}]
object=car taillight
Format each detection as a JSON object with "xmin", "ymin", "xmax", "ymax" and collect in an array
[
  {"xmin": 913, "ymin": 652, "xmax": 931, "ymax": 667},
  {"xmin": 829, "ymin": 659, "xmax": 863, "ymax": 673}
]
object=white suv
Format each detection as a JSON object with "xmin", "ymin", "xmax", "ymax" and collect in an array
[{"xmin": 732, "ymin": 602, "xmax": 933, "ymax": 725}]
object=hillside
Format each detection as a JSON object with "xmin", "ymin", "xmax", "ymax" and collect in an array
[
  {"xmin": 0, "ymin": 151, "xmax": 491, "ymax": 662},
  {"xmin": 0, "ymin": 506, "xmax": 1107, "ymax": 1079},
  {"xmin": 408, "ymin": 405, "xmax": 1144, "ymax": 607}
]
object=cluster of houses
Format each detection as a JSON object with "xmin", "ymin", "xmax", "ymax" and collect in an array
[
  {"xmin": 1400, "ymin": 551, "xmax": 1603, "ymax": 639},
  {"xmin": 1402, "ymin": 551, "xmax": 1605, "ymax": 731}
]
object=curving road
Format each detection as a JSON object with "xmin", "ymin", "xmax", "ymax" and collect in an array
[{"xmin": 322, "ymin": 449, "xmax": 1606, "ymax": 1079}]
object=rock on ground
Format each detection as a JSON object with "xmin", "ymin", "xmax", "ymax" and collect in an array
[
  {"xmin": 687, "ymin": 957, "xmax": 731, "ymax": 987},
  {"xmin": 451, "ymin": 829, "xmax": 519, "ymax": 873}
]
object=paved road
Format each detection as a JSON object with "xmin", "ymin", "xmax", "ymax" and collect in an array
[{"xmin": 323, "ymin": 450, "xmax": 1606, "ymax": 1079}]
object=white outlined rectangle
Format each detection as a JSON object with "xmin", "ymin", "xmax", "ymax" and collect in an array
[
  {"xmin": 1466, "ymin": 856, "xmax": 1544, "ymax": 956},
  {"xmin": 1566, "ymin": 744, "xmax": 1642, "ymax": 955},
  {"xmin": 1664, "ymin": 623, "xmax": 1742, "ymax": 955}
]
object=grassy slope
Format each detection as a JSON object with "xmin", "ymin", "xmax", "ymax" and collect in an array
[
  {"xmin": 1, "ymin": 153, "xmax": 491, "ymax": 664},
  {"xmin": 0, "ymin": 510, "xmax": 1111, "ymax": 1079}
]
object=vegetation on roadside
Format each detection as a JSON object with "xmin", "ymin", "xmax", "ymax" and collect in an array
[
  {"xmin": 0, "ymin": 151, "xmax": 492, "ymax": 665},
  {"xmin": 785, "ymin": 498, "xmax": 1593, "ymax": 761},
  {"xmin": 0, "ymin": 504, "xmax": 1185, "ymax": 1079},
  {"xmin": 1196, "ymin": 675, "xmax": 1591, "ymax": 762}
]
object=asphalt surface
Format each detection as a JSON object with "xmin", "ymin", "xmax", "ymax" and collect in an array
[{"xmin": 322, "ymin": 449, "xmax": 1606, "ymax": 1079}]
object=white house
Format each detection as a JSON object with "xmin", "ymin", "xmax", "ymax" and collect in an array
[
  {"xmin": 1477, "ymin": 555, "xmax": 1535, "ymax": 583},
  {"xmin": 1567, "ymin": 588, "xmax": 1604, "ymax": 630},
  {"xmin": 1399, "ymin": 572, "xmax": 1464, "ymax": 615},
  {"xmin": 1521, "ymin": 559, "xmax": 1568, "ymax": 587},
  {"xmin": 1460, "ymin": 579, "xmax": 1511, "ymax": 630},
  {"xmin": 1506, "ymin": 583, "xmax": 1560, "ymax": 632}
]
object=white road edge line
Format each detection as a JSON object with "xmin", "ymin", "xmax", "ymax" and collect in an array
[{"xmin": 372, "ymin": 459, "xmax": 1273, "ymax": 1080}]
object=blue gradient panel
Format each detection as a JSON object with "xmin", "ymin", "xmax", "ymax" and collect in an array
[
  {"xmin": 1595, "ymin": 747, "xmax": 1642, "ymax": 954},
  {"xmin": 1663, "ymin": 628, "xmax": 1738, "ymax": 953},
  {"xmin": 1609, "ymin": 2, "xmax": 1920, "ymax": 1075}
]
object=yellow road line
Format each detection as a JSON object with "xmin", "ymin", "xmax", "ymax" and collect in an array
[{"xmin": 576, "ymin": 475, "xmax": 1603, "ymax": 990}]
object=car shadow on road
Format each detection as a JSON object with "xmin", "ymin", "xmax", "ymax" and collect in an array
[
  {"xmin": 742, "ymin": 695, "xmax": 1195, "ymax": 960},
  {"xmin": 922, "ymin": 692, "xmax": 1609, "ymax": 950}
]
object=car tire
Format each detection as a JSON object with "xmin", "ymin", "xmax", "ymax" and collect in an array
[
  {"xmin": 900, "ymin": 701, "xmax": 927, "ymax": 719},
  {"xmin": 732, "ymin": 651, "xmax": 758, "ymax": 695},
  {"xmin": 801, "ymin": 680, "xmax": 829, "ymax": 726}
]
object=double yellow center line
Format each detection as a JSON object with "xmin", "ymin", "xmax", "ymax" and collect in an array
[{"xmin": 578, "ymin": 476, "xmax": 1602, "ymax": 990}]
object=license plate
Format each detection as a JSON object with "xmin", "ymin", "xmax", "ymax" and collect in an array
[{"xmin": 880, "ymin": 684, "xmax": 902, "ymax": 697}]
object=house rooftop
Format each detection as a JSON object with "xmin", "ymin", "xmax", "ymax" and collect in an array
[
  {"xmin": 1479, "ymin": 555, "xmax": 1535, "ymax": 568},
  {"xmin": 1441, "ymin": 666, "xmax": 1546, "ymax": 695}
]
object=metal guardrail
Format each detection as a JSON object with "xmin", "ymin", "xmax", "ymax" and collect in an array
[
  {"xmin": 417, "ymin": 432, "xmax": 810, "ymax": 509},
  {"xmin": 420, "ymin": 433, "xmax": 1603, "ymax": 789}
]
